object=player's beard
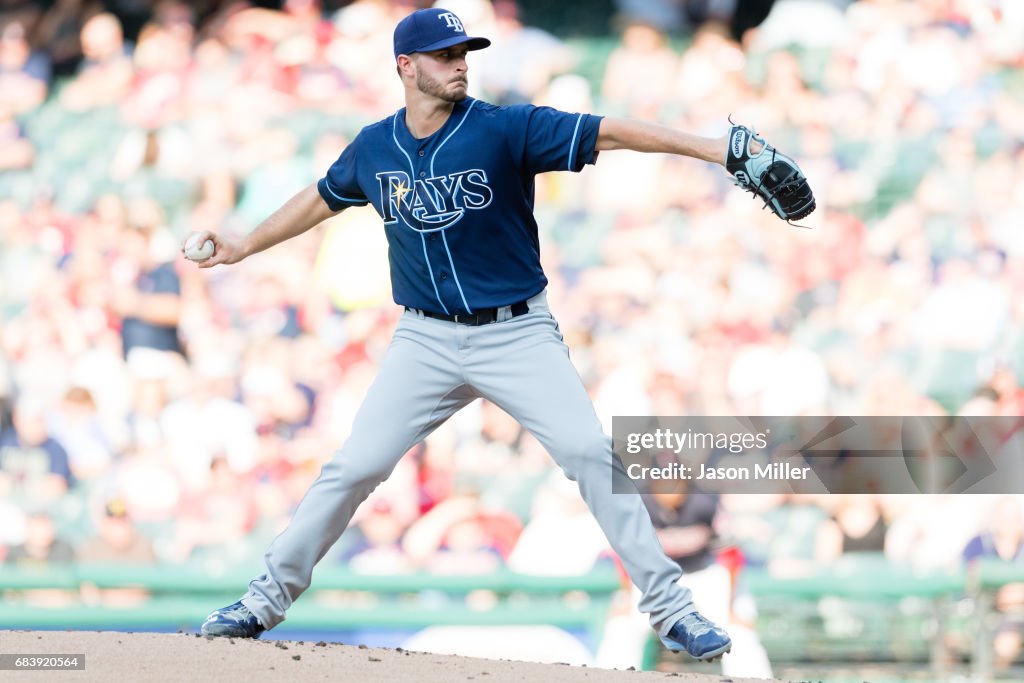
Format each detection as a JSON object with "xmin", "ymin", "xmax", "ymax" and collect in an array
[{"xmin": 417, "ymin": 71, "xmax": 468, "ymax": 102}]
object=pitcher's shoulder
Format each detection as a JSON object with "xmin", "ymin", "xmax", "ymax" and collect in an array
[{"xmin": 360, "ymin": 114, "xmax": 399, "ymax": 137}]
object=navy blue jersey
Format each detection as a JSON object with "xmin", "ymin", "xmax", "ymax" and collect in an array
[{"xmin": 317, "ymin": 98, "xmax": 602, "ymax": 314}]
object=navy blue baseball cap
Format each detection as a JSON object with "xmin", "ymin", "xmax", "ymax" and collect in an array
[{"xmin": 393, "ymin": 8, "xmax": 491, "ymax": 59}]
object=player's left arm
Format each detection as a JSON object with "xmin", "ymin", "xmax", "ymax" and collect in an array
[
  {"xmin": 595, "ymin": 118, "xmax": 730, "ymax": 164},
  {"xmin": 596, "ymin": 117, "xmax": 816, "ymax": 222}
]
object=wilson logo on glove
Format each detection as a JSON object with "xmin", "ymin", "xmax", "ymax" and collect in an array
[{"xmin": 730, "ymin": 130, "xmax": 745, "ymax": 159}]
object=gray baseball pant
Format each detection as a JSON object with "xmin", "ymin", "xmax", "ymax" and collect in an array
[{"xmin": 240, "ymin": 290, "xmax": 695, "ymax": 638}]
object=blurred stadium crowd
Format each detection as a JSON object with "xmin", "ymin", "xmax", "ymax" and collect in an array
[{"xmin": 2, "ymin": 0, "xmax": 1024, "ymax": 666}]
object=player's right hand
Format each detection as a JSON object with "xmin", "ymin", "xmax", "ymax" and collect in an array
[{"xmin": 181, "ymin": 230, "xmax": 246, "ymax": 269}]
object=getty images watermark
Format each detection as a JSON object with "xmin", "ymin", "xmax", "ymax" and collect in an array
[
  {"xmin": 611, "ymin": 416, "xmax": 1024, "ymax": 494},
  {"xmin": 623, "ymin": 427, "xmax": 811, "ymax": 482}
]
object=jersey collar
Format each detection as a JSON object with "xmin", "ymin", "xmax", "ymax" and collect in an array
[{"xmin": 395, "ymin": 97, "xmax": 473, "ymax": 151}]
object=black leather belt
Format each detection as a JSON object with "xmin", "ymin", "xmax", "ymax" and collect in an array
[{"xmin": 406, "ymin": 300, "xmax": 529, "ymax": 326}]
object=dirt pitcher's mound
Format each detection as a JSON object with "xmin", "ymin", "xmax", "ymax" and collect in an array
[{"xmin": 0, "ymin": 630, "xmax": 784, "ymax": 682}]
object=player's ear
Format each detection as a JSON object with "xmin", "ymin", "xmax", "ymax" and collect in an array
[{"xmin": 396, "ymin": 54, "xmax": 414, "ymax": 80}]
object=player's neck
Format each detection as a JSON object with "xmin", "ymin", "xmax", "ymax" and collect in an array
[{"xmin": 403, "ymin": 93, "xmax": 457, "ymax": 140}]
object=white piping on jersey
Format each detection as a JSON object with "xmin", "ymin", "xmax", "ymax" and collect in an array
[
  {"xmin": 441, "ymin": 230, "xmax": 472, "ymax": 314},
  {"xmin": 393, "ymin": 111, "xmax": 448, "ymax": 313},
  {"xmin": 391, "ymin": 111, "xmax": 417, "ymax": 181},
  {"xmin": 567, "ymin": 113, "xmax": 584, "ymax": 171},
  {"xmin": 430, "ymin": 99, "xmax": 477, "ymax": 179},
  {"xmin": 429, "ymin": 99, "xmax": 478, "ymax": 314},
  {"xmin": 322, "ymin": 177, "xmax": 364, "ymax": 204}
]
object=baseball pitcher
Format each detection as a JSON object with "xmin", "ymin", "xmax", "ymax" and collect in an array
[{"xmin": 191, "ymin": 7, "xmax": 814, "ymax": 662}]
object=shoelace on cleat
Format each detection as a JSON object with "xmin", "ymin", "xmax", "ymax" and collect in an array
[
  {"xmin": 215, "ymin": 603, "xmax": 253, "ymax": 624},
  {"xmin": 676, "ymin": 613, "xmax": 715, "ymax": 638}
]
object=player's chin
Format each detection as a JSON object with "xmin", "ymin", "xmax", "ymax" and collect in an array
[{"xmin": 444, "ymin": 83, "xmax": 468, "ymax": 101}]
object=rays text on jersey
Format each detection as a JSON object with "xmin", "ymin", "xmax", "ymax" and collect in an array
[{"xmin": 376, "ymin": 169, "xmax": 493, "ymax": 231}]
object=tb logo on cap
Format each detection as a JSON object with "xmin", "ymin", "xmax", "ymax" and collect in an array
[{"xmin": 438, "ymin": 12, "xmax": 464, "ymax": 33}]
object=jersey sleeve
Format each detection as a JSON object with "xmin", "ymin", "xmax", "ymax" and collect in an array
[
  {"xmin": 507, "ymin": 105, "xmax": 603, "ymax": 176},
  {"xmin": 317, "ymin": 135, "xmax": 370, "ymax": 211}
]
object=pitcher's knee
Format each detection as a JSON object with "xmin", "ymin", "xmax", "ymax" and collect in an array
[
  {"xmin": 551, "ymin": 433, "xmax": 612, "ymax": 481},
  {"xmin": 322, "ymin": 449, "xmax": 397, "ymax": 490}
]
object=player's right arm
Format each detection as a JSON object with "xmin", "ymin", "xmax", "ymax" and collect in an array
[
  {"xmin": 595, "ymin": 118, "xmax": 729, "ymax": 163},
  {"xmin": 188, "ymin": 182, "xmax": 339, "ymax": 269}
]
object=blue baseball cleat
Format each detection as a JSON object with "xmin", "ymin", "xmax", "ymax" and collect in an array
[
  {"xmin": 659, "ymin": 612, "xmax": 732, "ymax": 661},
  {"xmin": 200, "ymin": 600, "xmax": 266, "ymax": 638}
]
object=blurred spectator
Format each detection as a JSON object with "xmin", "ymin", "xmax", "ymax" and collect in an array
[
  {"xmin": 0, "ymin": 99, "xmax": 33, "ymax": 170},
  {"xmin": 598, "ymin": 477, "xmax": 772, "ymax": 677},
  {"xmin": 964, "ymin": 497, "xmax": 1024, "ymax": 565},
  {"xmin": 4, "ymin": 508, "xmax": 75, "ymax": 566},
  {"xmin": 239, "ymin": 273, "xmax": 303, "ymax": 338},
  {"xmin": 751, "ymin": 0, "xmax": 850, "ymax": 50},
  {"xmin": 507, "ymin": 472, "xmax": 609, "ymax": 575},
  {"xmin": 120, "ymin": 2, "xmax": 195, "ymax": 131},
  {"xmin": 2, "ymin": 508, "xmax": 79, "ymax": 606},
  {"xmin": 46, "ymin": 385, "xmax": 116, "ymax": 481},
  {"xmin": 818, "ymin": 495, "xmax": 889, "ymax": 560},
  {"xmin": 161, "ymin": 353, "xmax": 258, "ymax": 491},
  {"xmin": 235, "ymin": 126, "xmax": 308, "ymax": 229},
  {"xmin": 453, "ymin": 416, "xmax": 553, "ymax": 523},
  {"xmin": 476, "ymin": 0, "xmax": 573, "ymax": 105},
  {"xmin": 0, "ymin": 394, "xmax": 72, "ymax": 503},
  {"xmin": 613, "ymin": 0, "xmax": 681, "ymax": 34},
  {"xmin": 653, "ymin": 481, "xmax": 771, "ymax": 679},
  {"xmin": 963, "ymin": 496, "xmax": 1024, "ymax": 672},
  {"xmin": 0, "ymin": 1, "xmax": 42, "ymax": 36},
  {"xmin": 240, "ymin": 339, "xmax": 314, "ymax": 438},
  {"xmin": 886, "ymin": 495, "xmax": 987, "ymax": 572},
  {"xmin": 224, "ymin": 0, "xmax": 326, "ymax": 46},
  {"xmin": 601, "ymin": 16, "xmax": 677, "ymax": 114},
  {"xmin": 989, "ymin": 364, "xmax": 1024, "ymax": 416},
  {"xmin": 0, "ymin": 21, "xmax": 48, "ymax": 113},
  {"xmin": 722, "ymin": 493, "xmax": 835, "ymax": 575},
  {"xmin": 104, "ymin": 447, "xmax": 181, "ymax": 524},
  {"xmin": 913, "ymin": 257, "xmax": 1010, "ymax": 352},
  {"xmin": 59, "ymin": 11, "xmax": 133, "ymax": 111},
  {"xmin": 327, "ymin": 0, "xmax": 401, "ymax": 111},
  {"xmin": 170, "ymin": 455, "xmax": 259, "ymax": 563},
  {"xmin": 110, "ymin": 198, "xmax": 184, "ymax": 370},
  {"xmin": 77, "ymin": 496, "xmax": 156, "ymax": 563},
  {"xmin": 0, "ymin": 498, "xmax": 27, "ymax": 563},
  {"xmin": 313, "ymin": 201, "xmax": 393, "ymax": 312},
  {"xmin": 126, "ymin": 376, "xmax": 168, "ymax": 450},
  {"xmin": 644, "ymin": 477, "xmax": 721, "ymax": 574},
  {"xmin": 726, "ymin": 313, "xmax": 829, "ymax": 414},
  {"xmin": 286, "ymin": 20, "xmax": 352, "ymax": 112},
  {"xmin": 673, "ymin": 21, "xmax": 746, "ymax": 116},
  {"xmin": 759, "ymin": 49, "xmax": 821, "ymax": 128},
  {"xmin": 30, "ymin": 0, "xmax": 104, "ymax": 77},
  {"xmin": 341, "ymin": 497, "xmax": 417, "ymax": 574},
  {"xmin": 403, "ymin": 494, "xmax": 521, "ymax": 575}
]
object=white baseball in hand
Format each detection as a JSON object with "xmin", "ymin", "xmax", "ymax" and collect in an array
[{"xmin": 184, "ymin": 233, "xmax": 216, "ymax": 261}]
